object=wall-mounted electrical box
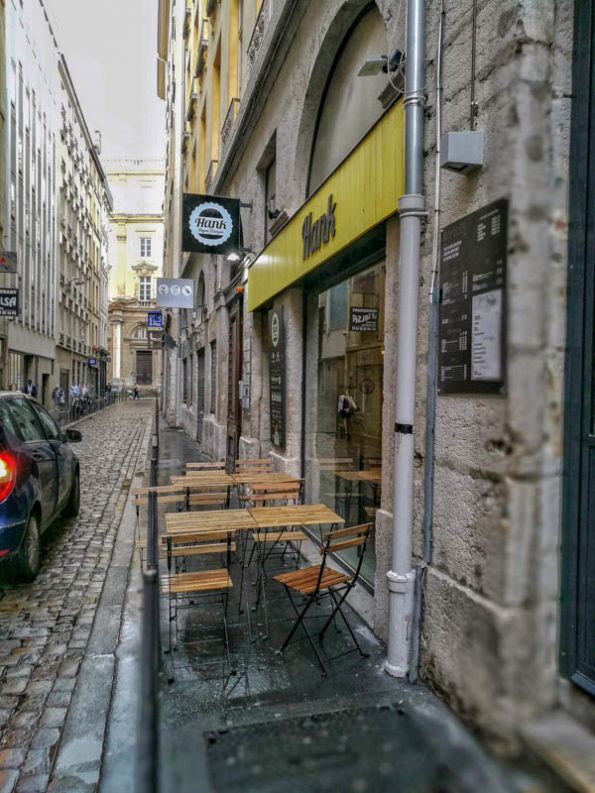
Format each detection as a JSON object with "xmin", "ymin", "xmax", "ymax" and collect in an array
[{"xmin": 440, "ymin": 131, "xmax": 484, "ymax": 175}]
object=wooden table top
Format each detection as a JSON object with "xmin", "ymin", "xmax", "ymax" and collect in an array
[
  {"xmin": 169, "ymin": 473, "xmax": 235, "ymax": 487},
  {"xmin": 165, "ymin": 509, "xmax": 257, "ymax": 533},
  {"xmin": 248, "ymin": 504, "xmax": 344, "ymax": 528},
  {"xmin": 232, "ymin": 472, "xmax": 300, "ymax": 486},
  {"xmin": 333, "ymin": 470, "xmax": 382, "ymax": 483}
]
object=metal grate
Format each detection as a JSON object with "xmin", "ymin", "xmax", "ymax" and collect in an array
[{"xmin": 204, "ymin": 704, "xmax": 463, "ymax": 792}]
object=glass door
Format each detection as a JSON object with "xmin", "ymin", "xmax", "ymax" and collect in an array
[{"xmin": 305, "ymin": 262, "xmax": 385, "ymax": 585}]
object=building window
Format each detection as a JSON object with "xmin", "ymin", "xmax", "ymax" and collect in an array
[
  {"xmin": 265, "ymin": 157, "xmax": 276, "ymax": 245},
  {"xmin": 304, "ymin": 262, "xmax": 385, "ymax": 587},
  {"xmin": 139, "ymin": 276, "xmax": 152, "ymax": 302},
  {"xmin": 182, "ymin": 358, "xmax": 188, "ymax": 403},
  {"xmin": 210, "ymin": 340, "xmax": 217, "ymax": 413},
  {"xmin": 140, "ymin": 237, "xmax": 152, "ymax": 258},
  {"xmin": 189, "ymin": 353, "xmax": 194, "ymax": 406},
  {"xmin": 132, "ymin": 326, "xmax": 148, "ymax": 340}
]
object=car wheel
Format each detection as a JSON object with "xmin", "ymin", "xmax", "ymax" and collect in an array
[
  {"xmin": 63, "ymin": 469, "xmax": 80, "ymax": 518},
  {"xmin": 2, "ymin": 513, "xmax": 41, "ymax": 583}
]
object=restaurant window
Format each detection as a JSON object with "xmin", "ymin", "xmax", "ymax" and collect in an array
[{"xmin": 305, "ymin": 262, "xmax": 385, "ymax": 586}]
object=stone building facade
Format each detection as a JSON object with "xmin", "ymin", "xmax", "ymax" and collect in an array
[
  {"xmin": 55, "ymin": 58, "xmax": 112, "ymax": 400},
  {"xmin": 158, "ymin": 0, "xmax": 595, "ymax": 769},
  {"xmin": 105, "ymin": 160, "xmax": 165, "ymax": 391}
]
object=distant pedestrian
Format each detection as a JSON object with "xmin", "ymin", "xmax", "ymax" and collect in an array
[
  {"xmin": 9, "ymin": 382, "xmax": 17, "ymax": 391},
  {"xmin": 25, "ymin": 380, "xmax": 37, "ymax": 398},
  {"xmin": 133, "ymin": 384, "xmax": 139, "ymax": 400},
  {"xmin": 52, "ymin": 386, "xmax": 62, "ymax": 408}
]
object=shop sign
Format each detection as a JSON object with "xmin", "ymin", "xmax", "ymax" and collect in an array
[
  {"xmin": 182, "ymin": 193, "xmax": 241, "ymax": 256},
  {"xmin": 269, "ymin": 308, "xmax": 286, "ymax": 447},
  {"xmin": 0, "ymin": 252, "xmax": 17, "ymax": 273},
  {"xmin": 156, "ymin": 278, "xmax": 194, "ymax": 309},
  {"xmin": 87, "ymin": 356, "xmax": 98, "ymax": 367},
  {"xmin": 302, "ymin": 194, "xmax": 336, "ymax": 260},
  {"xmin": 0, "ymin": 288, "xmax": 19, "ymax": 317},
  {"xmin": 147, "ymin": 310, "xmax": 163, "ymax": 328},
  {"xmin": 438, "ymin": 198, "xmax": 507, "ymax": 395},
  {"xmin": 349, "ymin": 306, "xmax": 378, "ymax": 332}
]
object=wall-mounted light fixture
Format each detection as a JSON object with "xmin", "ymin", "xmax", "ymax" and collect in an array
[{"xmin": 357, "ymin": 48, "xmax": 403, "ymax": 77}]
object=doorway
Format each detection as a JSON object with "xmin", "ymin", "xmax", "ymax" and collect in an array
[
  {"xmin": 561, "ymin": 0, "xmax": 595, "ymax": 696},
  {"xmin": 226, "ymin": 300, "xmax": 243, "ymax": 470},
  {"xmin": 136, "ymin": 351, "xmax": 153, "ymax": 385}
]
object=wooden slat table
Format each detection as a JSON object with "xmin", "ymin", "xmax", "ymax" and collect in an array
[
  {"xmin": 231, "ymin": 472, "xmax": 300, "ymax": 486},
  {"xmin": 165, "ymin": 509, "xmax": 257, "ymax": 534},
  {"xmin": 169, "ymin": 473, "xmax": 235, "ymax": 487},
  {"xmin": 248, "ymin": 504, "xmax": 344, "ymax": 529},
  {"xmin": 333, "ymin": 470, "xmax": 382, "ymax": 484}
]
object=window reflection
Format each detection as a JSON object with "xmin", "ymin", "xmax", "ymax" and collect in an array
[{"xmin": 306, "ymin": 263, "xmax": 385, "ymax": 584}]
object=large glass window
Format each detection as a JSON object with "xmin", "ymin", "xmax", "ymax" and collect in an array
[{"xmin": 305, "ymin": 262, "xmax": 385, "ymax": 585}]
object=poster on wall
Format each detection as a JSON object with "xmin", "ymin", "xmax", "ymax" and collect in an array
[
  {"xmin": 349, "ymin": 306, "xmax": 378, "ymax": 332},
  {"xmin": 438, "ymin": 198, "xmax": 508, "ymax": 395},
  {"xmin": 269, "ymin": 307, "xmax": 286, "ymax": 447},
  {"xmin": 182, "ymin": 193, "xmax": 241, "ymax": 256}
]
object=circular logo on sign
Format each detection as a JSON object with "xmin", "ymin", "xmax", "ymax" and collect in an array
[
  {"xmin": 171, "ymin": 285, "xmax": 180, "ymax": 296},
  {"xmin": 189, "ymin": 202, "xmax": 233, "ymax": 247},
  {"xmin": 271, "ymin": 313, "xmax": 280, "ymax": 347},
  {"xmin": 159, "ymin": 284, "xmax": 169, "ymax": 295},
  {"xmin": 182, "ymin": 285, "xmax": 192, "ymax": 296}
]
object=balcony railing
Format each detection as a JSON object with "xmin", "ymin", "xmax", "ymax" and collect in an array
[
  {"xmin": 205, "ymin": 159, "xmax": 218, "ymax": 192},
  {"xmin": 221, "ymin": 97, "xmax": 240, "ymax": 154},
  {"xmin": 195, "ymin": 19, "xmax": 209, "ymax": 78},
  {"xmin": 247, "ymin": 0, "xmax": 271, "ymax": 77},
  {"xmin": 186, "ymin": 91, "xmax": 198, "ymax": 123},
  {"xmin": 205, "ymin": 0, "xmax": 218, "ymax": 16},
  {"xmin": 183, "ymin": 6, "xmax": 191, "ymax": 40}
]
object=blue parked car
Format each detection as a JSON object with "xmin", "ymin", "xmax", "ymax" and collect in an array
[{"xmin": 0, "ymin": 393, "xmax": 81, "ymax": 582}]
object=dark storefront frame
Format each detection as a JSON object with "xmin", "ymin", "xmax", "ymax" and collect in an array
[{"xmin": 561, "ymin": 0, "xmax": 595, "ymax": 695}]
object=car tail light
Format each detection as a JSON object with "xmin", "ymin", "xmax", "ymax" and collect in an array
[{"xmin": 0, "ymin": 451, "xmax": 16, "ymax": 502}]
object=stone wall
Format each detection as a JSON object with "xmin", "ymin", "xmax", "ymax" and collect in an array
[{"xmin": 399, "ymin": 0, "xmax": 576, "ymax": 744}]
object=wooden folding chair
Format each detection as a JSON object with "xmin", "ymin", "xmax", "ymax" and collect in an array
[
  {"xmin": 235, "ymin": 458, "xmax": 273, "ymax": 474},
  {"xmin": 273, "ymin": 523, "xmax": 373, "ymax": 675},
  {"xmin": 186, "ymin": 461, "xmax": 226, "ymax": 471},
  {"xmin": 246, "ymin": 482, "xmax": 305, "ymax": 570},
  {"xmin": 162, "ymin": 530, "xmax": 235, "ymax": 671}
]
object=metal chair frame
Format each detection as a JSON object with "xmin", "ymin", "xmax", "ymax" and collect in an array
[{"xmin": 274, "ymin": 523, "xmax": 373, "ymax": 675}]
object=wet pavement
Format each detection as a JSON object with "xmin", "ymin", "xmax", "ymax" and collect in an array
[
  {"xmin": 148, "ymin": 429, "xmax": 533, "ymax": 793},
  {"xmin": 0, "ymin": 401, "xmax": 153, "ymax": 793}
]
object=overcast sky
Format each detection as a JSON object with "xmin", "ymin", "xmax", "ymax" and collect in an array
[{"xmin": 44, "ymin": 0, "xmax": 166, "ymax": 161}]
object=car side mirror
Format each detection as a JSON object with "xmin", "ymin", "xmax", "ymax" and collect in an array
[{"xmin": 64, "ymin": 429, "xmax": 82, "ymax": 443}]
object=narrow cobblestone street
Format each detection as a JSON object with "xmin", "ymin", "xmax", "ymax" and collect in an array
[{"xmin": 0, "ymin": 402, "xmax": 152, "ymax": 793}]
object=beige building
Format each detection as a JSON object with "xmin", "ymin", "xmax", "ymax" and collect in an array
[
  {"xmin": 55, "ymin": 58, "xmax": 112, "ymax": 400},
  {"xmin": 106, "ymin": 160, "xmax": 165, "ymax": 390},
  {"xmin": 158, "ymin": 0, "xmax": 595, "ymax": 776}
]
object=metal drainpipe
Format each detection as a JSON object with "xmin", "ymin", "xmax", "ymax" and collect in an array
[{"xmin": 385, "ymin": 0, "xmax": 427, "ymax": 678}]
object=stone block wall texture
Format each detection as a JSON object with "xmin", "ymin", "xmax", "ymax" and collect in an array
[{"xmin": 396, "ymin": 0, "xmax": 576, "ymax": 743}]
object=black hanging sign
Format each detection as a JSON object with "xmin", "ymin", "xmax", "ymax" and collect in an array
[
  {"xmin": 182, "ymin": 193, "xmax": 241, "ymax": 256},
  {"xmin": 438, "ymin": 198, "xmax": 508, "ymax": 395},
  {"xmin": 269, "ymin": 307, "xmax": 286, "ymax": 447}
]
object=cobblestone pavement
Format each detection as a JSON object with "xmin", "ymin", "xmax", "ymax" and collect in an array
[{"xmin": 0, "ymin": 402, "xmax": 152, "ymax": 793}]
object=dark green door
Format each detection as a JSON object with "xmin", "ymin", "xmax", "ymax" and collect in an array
[{"xmin": 562, "ymin": 0, "xmax": 595, "ymax": 695}]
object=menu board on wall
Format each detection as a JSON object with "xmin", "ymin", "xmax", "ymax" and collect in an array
[
  {"xmin": 269, "ymin": 307, "xmax": 286, "ymax": 447},
  {"xmin": 438, "ymin": 198, "xmax": 508, "ymax": 395}
]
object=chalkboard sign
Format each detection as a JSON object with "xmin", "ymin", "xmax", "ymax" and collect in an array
[
  {"xmin": 269, "ymin": 307, "xmax": 286, "ymax": 447},
  {"xmin": 438, "ymin": 198, "xmax": 507, "ymax": 395}
]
